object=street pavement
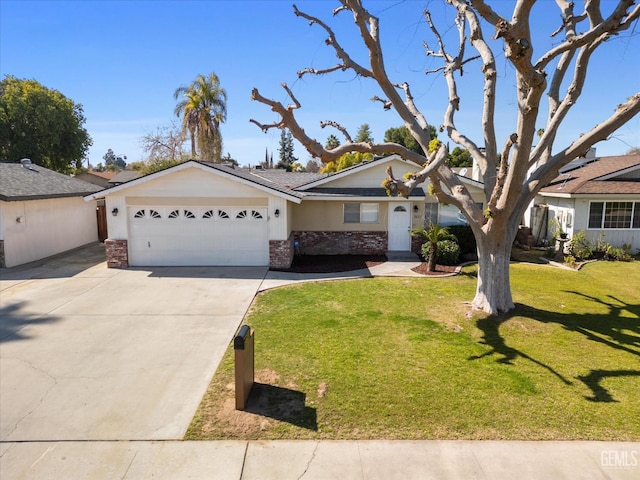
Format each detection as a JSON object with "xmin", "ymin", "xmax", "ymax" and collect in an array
[{"xmin": 0, "ymin": 244, "xmax": 637, "ymax": 479}]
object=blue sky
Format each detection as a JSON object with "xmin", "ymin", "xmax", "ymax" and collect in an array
[{"xmin": 2, "ymin": 0, "xmax": 638, "ymax": 168}]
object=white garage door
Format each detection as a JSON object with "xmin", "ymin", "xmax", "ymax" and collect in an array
[{"xmin": 128, "ymin": 206, "xmax": 269, "ymax": 266}]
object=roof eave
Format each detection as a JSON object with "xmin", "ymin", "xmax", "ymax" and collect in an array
[{"xmin": 84, "ymin": 161, "xmax": 303, "ymax": 204}]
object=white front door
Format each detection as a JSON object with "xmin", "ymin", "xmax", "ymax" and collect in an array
[{"xmin": 388, "ymin": 202, "xmax": 411, "ymax": 251}]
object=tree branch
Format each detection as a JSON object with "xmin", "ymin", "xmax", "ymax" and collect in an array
[
  {"xmin": 535, "ymin": 0, "xmax": 639, "ymax": 70},
  {"xmin": 383, "ymin": 143, "xmax": 449, "ymax": 197},
  {"xmin": 320, "ymin": 120, "xmax": 353, "ymax": 143},
  {"xmin": 293, "ymin": 3, "xmax": 373, "ymax": 79}
]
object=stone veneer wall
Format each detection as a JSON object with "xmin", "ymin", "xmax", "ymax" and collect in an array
[
  {"xmin": 294, "ymin": 231, "xmax": 387, "ymax": 256},
  {"xmin": 105, "ymin": 239, "xmax": 129, "ymax": 268},
  {"xmin": 269, "ymin": 234, "xmax": 294, "ymax": 269},
  {"xmin": 411, "ymin": 235, "xmax": 425, "ymax": 257}
]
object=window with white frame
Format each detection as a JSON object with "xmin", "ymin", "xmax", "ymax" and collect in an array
[
  {"xmin": 343, "ymin": 203, "xmax": 379, "ymax": 223},
  {"xmin": 588, "ymin": 201, "xmax": 640, "ymax": 229}
]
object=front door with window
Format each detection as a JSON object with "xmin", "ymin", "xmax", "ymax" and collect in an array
[{"xmin": 388, "ymin": 202, "xmax": 411, "ymax": 251}]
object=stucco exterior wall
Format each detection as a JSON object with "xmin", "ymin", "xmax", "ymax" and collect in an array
[
  {"xmin": 0, "ymin": 197, "xmax": 98, "ymax": 268},
  {"xmin": 291, "ymin": 200, "xmax": 388, "ymax": 232}
]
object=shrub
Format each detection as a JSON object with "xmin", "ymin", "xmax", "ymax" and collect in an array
[
  {"xmin": 435, "ymin": 240, "xmax": 460, "ymax": 265},
  {"xmin": 607, "ymin": 246, "xmax": 633, "ymax": 262},
  {"xmin": 446, "ymin": 225, "xmax": 476, "ymax": 255},
  {"xmin": 567, "ymin": 230, "xmax": 593, "ymax": 261}
]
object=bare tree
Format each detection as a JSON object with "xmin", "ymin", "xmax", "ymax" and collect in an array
[
  {"xmin": 140, "ymin": 123, "xmax": 187, "ymax": 162},
  {"xmin": 251, "ymin": 0, "xmax": 640, "ymax": 314}
]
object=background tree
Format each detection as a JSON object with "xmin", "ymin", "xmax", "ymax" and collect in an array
[
  {"xmin": 0, "ymin": 75, "xmax": 92, "ymax": 173},
  {"xmin": 221, "ymin": 152, "xmax": 239, "ymax": 166},
  {"xmin": 447, "ymin": 147, "xmax": 473, "ymax": 168},
  {"xmin": 384, "ymin": 125, "xmax": 437, "ymax": 157},
  {"xmin": 174, "ymin": 72, "xmax": 227, "ymax": 162},
  {"xmin": 355, "ymin": 123, "xmax": 374, "ymax": 143},
  {"xmin": 321, "ymin": 151, "xmax": 373, "ymax": 173},
  {"xmin": 250, "ymin": 1, "xmax": 640, "ymax": 314},
  {"xmin": 325, "ymin": 134, "xmax": 341, "ymax": 151},
  {"xmin": 102, "ymin": 148, "xmax": 126, "ymax": 170},
  {"xmin": 140, "ymin": 123, "xmax": 187, "ymax": 162},
  {"xmin": 277, "ymin": 129, "xmax": 298, "ymax": 170},
  {"xmin": 305, "ymin": 158, "xmax": 321, "ymax": 173}
]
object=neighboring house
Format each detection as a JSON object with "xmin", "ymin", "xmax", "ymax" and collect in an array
[
  {"xmin": 0, "ymin": 159, "xmax": 103, "ymax": 268},
  {"xmin": 75, "ymin": 170, "xmax": 116, "ymax": 188},
  {"xmin": 108, "ymin": 170, "xmax": 142, "ymax": 186},
  {"xmin": 84, "ymin": 155, "xmax": 484, "ymax": 269},
  {"xmin": 524, "ymin": 153, "xmax": 640, "ymax": 252}
]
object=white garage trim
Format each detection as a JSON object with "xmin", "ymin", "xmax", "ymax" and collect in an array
[{"xmin": 128, "ymin": 205, "xmax": 269, "ymax": 266}]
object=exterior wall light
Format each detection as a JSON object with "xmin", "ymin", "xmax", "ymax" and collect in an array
[
  {"xmin": 413, "ymin": 205, "xmax": 419, "ymax": 212},
  {"xmin": 274, "ymin": 209, "xmax": 280, "ymax": 217},
  {"xmin": 112, "ymin": 208, "xmax": 119, "ymax": 216}
]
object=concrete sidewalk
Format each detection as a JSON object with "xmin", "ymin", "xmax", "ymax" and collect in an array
[{"xmin": 1, "ymin": 440, "xmax": 638, "ymax": 479}]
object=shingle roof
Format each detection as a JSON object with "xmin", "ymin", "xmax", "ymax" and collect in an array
[
  {"xmin": 0, "ymin": 162, "xmax": 103, "ymax": 201},
  {"xmin": 87, "ymin": 171, "xmax": 116, "ymax": 180},
  {"xmin": 540, "ymin": 154, "xmax": 640, "ymax": 195},
  {"xmin": 197, "ymin": 162, "xmax": 307, "ymax": 199},
  {"xmin": 108, "ymin": 170, "xmax": 142, "ymax": 184},
  {"xmin": 249, "ymin": 170, "xmax": 326, "ymax": 189}
]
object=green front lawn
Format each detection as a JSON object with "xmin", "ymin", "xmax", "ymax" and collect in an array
[{"xmin": 186, "ymin": 261, "xmax": 640, "ymax": 440}]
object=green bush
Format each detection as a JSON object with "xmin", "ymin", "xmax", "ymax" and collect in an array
[
  {"xmin": 436, "ymin": 240, "xmax": 461, "ymax": 265},
  {"xmin": 607, "ymin": 246, "xmax": 633, "ymax": 262},
  {"xmin": 446, "ymin": 225, "xmax": 476, "ymax": 255},
  {"xmin": 567, "ymin": 230, "xmax": 593, "ymax": 261}
]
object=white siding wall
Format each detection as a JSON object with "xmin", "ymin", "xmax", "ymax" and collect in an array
[
  {"xmin": 531, "ymin": 195, "xmax": 640, "ymax": 252},
  {"xmin": 1, "ymin": 197, "xmax": 97, "ymax": 268}
]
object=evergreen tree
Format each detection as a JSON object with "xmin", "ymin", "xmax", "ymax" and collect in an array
[
  {"xmin": 355, "ymin": 123, "xmax": 374, "ymax": 143},
  {"xmin": 277, "ymin": 129, "xmax": 297, "ymax": 170}
]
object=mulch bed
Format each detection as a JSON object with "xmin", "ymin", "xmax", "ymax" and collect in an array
[
  {"xmin": 276, "ymin": 255, "xmax": 387, "ymax": 273},
  {"xmin": 273, "ymin": 254, "xmax": 461, "ymax": 276},
  {"xmin": 411, "ymin": 263, "xmax": 459, "ymax": 276}
]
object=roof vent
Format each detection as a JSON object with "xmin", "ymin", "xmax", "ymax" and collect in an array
[{"xmin": 20, "ymin": 158, "xmax": 38, "ymax": 171}]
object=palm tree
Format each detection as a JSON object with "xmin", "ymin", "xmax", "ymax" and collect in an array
[
  {"xmin": 412, "ymin": 224, "xmax": 456, "ymax": 272},
  {"xmin": 174, "ymin": 73, "xmax": 227, "ymax": 162}
]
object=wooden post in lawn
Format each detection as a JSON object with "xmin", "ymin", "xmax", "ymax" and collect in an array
[{"xmin": 234, "ymin": 325, "xmax": 254, "ymax": 410}]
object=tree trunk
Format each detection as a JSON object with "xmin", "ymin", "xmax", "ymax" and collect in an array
[
  {"xmin": 427, "ymin": 242, "xmax": 437, "ymax": 272},
  {"xmin": 472, "ymin": 230, "xmax": 515, "ymax": 314}
]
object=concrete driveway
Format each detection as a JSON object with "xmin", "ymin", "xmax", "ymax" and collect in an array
[{"xmin": 0, "ymin": 243, "xmax": 267, "ymax": 441}]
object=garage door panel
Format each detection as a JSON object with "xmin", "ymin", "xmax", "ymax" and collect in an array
[{"xmin": 128, "ymin": 206, "xmax": 269, "ymax": 266}]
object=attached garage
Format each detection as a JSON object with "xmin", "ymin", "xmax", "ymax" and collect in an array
[
  {"xmin": 85, "ymin": 161, "xmax": 301, "ymax": 269},
  {"xmin": 127, "ymin": 205, "xmax": 269, "ymax": 266}
]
